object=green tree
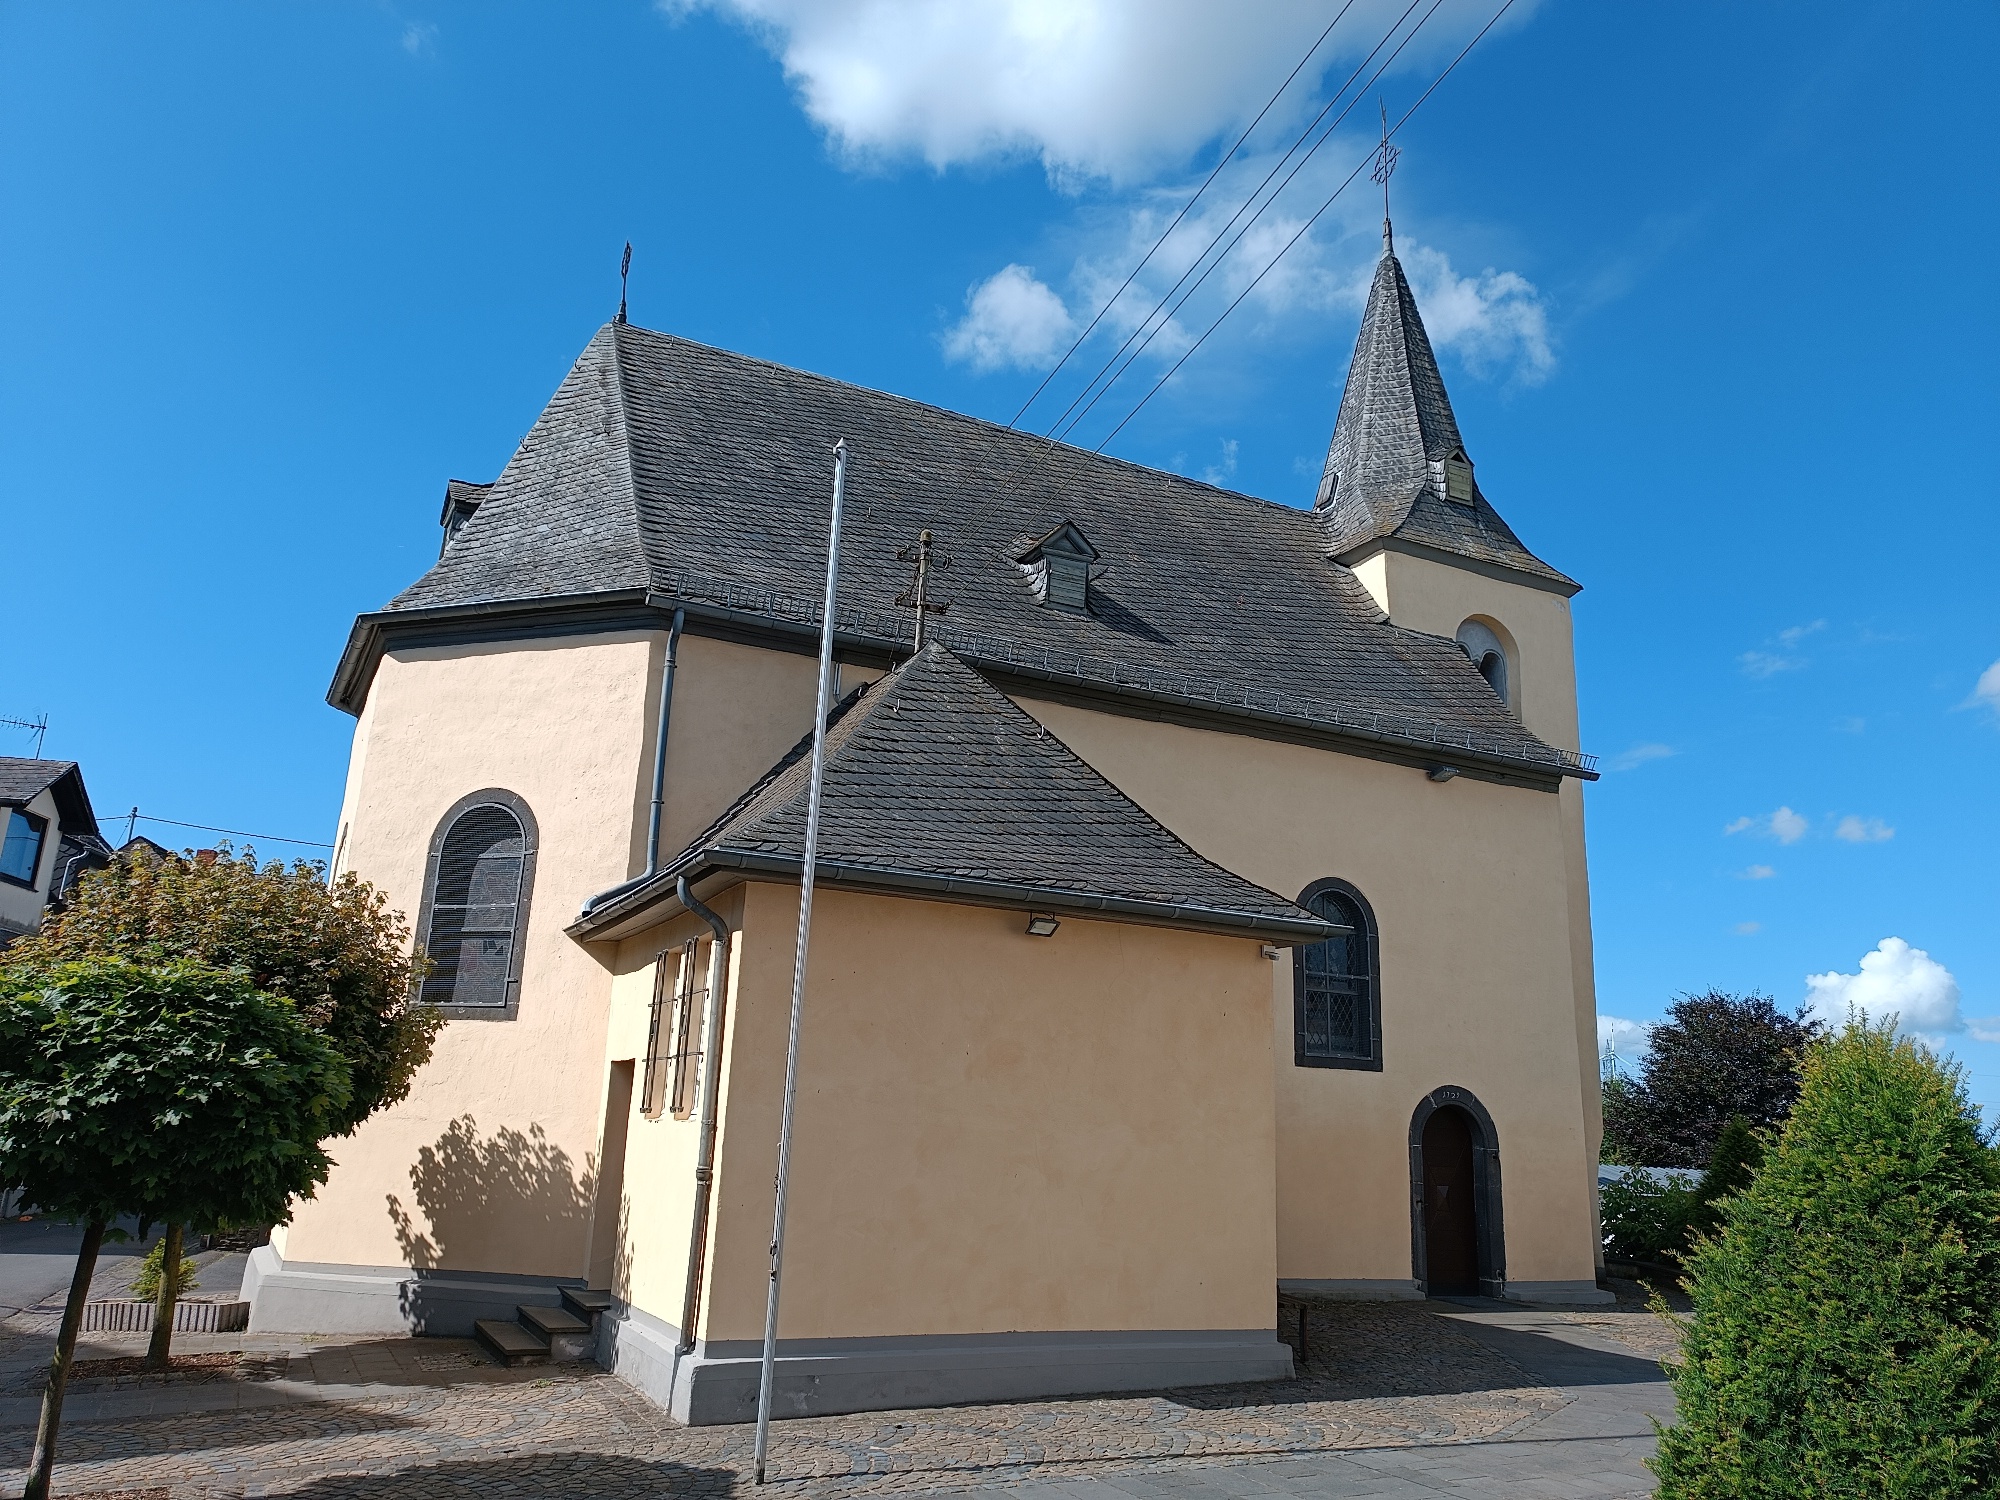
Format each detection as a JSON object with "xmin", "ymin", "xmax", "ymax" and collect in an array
[
  {"xmin": 7, "ymin": 845, "xmax": 438, "ymax": 1365},
  {"xmin": 0, "ymin": 958, "xmax": 352, "ymax": 1500},
  {"xmin": 1603, "ymin": 990, "xmax": 1819, "ymax": 1167},
  {"xmin": 1653, "ymin": 1020, "xmax": 2000, "ymax": 1497}
]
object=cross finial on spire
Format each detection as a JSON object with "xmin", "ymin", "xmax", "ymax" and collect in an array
[
  {"xmin": 1372, "ymin": 101, "xmax": 1400, "ymax": 255},
  {"xmin": 617, "ymin": 241, "xmax": 632, "ymax": 325}
]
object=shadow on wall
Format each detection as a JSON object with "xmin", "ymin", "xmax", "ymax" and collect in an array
[{"xmin": 386, "ymin": 1115, "xmax": 597, "ymax": 1274}]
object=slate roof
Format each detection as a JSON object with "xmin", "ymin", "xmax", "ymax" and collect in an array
[
  {"xmin": 572, "ymin": 643, "xmax": 1333, "ymax": 942},
  {"xmin": 354, "ymin": 312, "xmax": 1593, "ymax": 780},
  {"xmin": 1314, "ymin": 242, "xmax": 1575, "ymax": 592},
  {"xmin": 0, "ymin": 758, "xmax": 98, "ymax": 837}
]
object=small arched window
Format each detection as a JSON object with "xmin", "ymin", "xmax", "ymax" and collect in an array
[
  {"xmin": 1293, "ymin": 879, "xmax": 1382, "ymax": 1071},
  {"xmin": 417, "ymin": 789, "xmax": 539, "ymax": 1016},
  {"xmin": 1456, "ymin": 619, "xmax": 1512, "ymax": 711}
]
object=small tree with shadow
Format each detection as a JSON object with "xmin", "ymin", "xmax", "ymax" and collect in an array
[
  {"xmin": 1653, "ymin": 1020, "xmax": 2000, "ymax": 1496},
  {"xmin": 0, "ymin": 958, "xmax": 351, "ymax": 1500},
  {"xmin": 5, "ymin": 845, "xmax": 438, "ymax": 1363}
]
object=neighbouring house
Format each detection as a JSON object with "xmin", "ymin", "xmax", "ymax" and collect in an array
[
  {"xmin": 0, "ymin": 758, "xmax": 108, "ymax": 948},
  {"xmin": 246, "ymin": 224, "xmax": 1608, "ymax": 1423}
]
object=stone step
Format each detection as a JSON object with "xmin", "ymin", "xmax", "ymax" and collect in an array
[
  {"xmin": 473, "ymin": 1317, "xmax": 549, "ymax": 1367},
  {"xmin": 520, "ymin": 1302, "xmax": 595, "ymax": 1361},
  {"xmin": 560, "ymin": 1286, "xmax": 613, "ymax": 1321}
]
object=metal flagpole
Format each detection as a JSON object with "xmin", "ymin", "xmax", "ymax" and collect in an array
[{"xmin": 752, "ymin": 437, "xmax": 848, "ymax": 1485}]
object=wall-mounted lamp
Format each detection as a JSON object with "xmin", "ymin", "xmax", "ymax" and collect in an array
[
  {"xmin": 1426, "ymin": 764, "xmax": 1460, "ymax": 783},
  {"xmin": 1025, "ymin": 912, "xmax": 1061, "ymax": 938}
]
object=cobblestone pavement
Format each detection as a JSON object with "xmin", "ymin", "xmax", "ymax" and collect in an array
[{"xmin": 1, "ymin": 1299, "xmax": 1674, "ymax": 1499}]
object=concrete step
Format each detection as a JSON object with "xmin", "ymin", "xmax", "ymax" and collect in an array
[
  {"xmin": 561, "ymin": 1286, "xmax": 614, "ymax": 1321},
  {"xmin": 520, "ymin": 1302, "xmax": 595, "ymax": 1361},
  {"xmin": 473, "ymin": 1317, "xmax": 549, "ymax": 1367}
]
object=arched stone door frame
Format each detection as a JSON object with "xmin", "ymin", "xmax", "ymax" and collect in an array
[{"xmin": 1409, "ymin": 1086, "xmax": 1506, "ymax": 1298}]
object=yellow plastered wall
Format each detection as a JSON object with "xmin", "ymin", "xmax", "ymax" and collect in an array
[
  {"xmin": 281, "ymin": 630, "xmax": 825, "ymax": 1278},
  {"xmin": 669, "ymin": 884, "xmax": 1280, "ymax": 1342},
  {"xmin": 1010, "ymin": 698, "xmax": 1598, "ymax": 1290},
  {"xmin": 1354, "ymin": 549, "xmax": 1602, "ymax": 1247}
]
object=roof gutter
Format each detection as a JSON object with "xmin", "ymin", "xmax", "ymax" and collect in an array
[{"xmin": 568, "ymin": 847, "xmax": 1335, "ymax": 945}]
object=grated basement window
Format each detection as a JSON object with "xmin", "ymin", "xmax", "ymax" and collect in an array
[{"xmin": 1293, "ymin": 880, "xmax": 1382, "ymax": 1071}]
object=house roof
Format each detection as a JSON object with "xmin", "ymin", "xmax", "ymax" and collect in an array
[
  {"xmin": 0, "ymin": 758, "xmax": 98, "ymax": 838},
  {"xmin": 570, "ymin": 643, "xmax": 1334, "ymax": 943},
  {"xmin": 1314, "ymin": 242, "xmax": 1576, "ymax": 593},
  {"xmin": 342, "ymin": 319, "xmax": 1592, "ymax": 782}
]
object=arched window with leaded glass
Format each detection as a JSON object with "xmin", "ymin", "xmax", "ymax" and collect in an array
[
  {"xmin": 1292, "ymin": 879, "xmax": 1381, "ymax": 1071},
  {"xmin": 416, "ymin": 789, "xmax": 539, "ymax": 1018}
]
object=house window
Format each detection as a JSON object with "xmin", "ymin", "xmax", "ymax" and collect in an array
[
  {"xmin": 417, "ymin": 790, "xmax": 538, "ymax": 1013},
  {"xmin": 1293, "ymin": 879, "xmax": 1382, "ymax": 1070},
  {"xmin": 0, "ymin": 810, "xmax": 47, "ymax": 888},
  {"xmin": 643, "ymin": 940, "xmax": 705, "ymax": 1120},
  {"xmin": 1444, "ymin": 453, "xmax": 1474, "ymax": 503},
  {"xmin": 1455, "ymin": 619, "xmax": 1512, "ymax": 712}
]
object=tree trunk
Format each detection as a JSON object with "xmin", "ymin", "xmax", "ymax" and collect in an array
[
  {"xmin": 24, "ymin": 1217, "xmax": 105, "ymax": 1500},
  {"xmin": 144, "ymin": 1222, "xmax": 184, "ymax": 1369}
]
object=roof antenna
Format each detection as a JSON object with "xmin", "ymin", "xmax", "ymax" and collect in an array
[
  {"xmin": 617, "ymin": 241, "xmax": 632, "ymax": 325},
  {"xmin": 1372, "ymin": 100, "xmax": 1400, "ymax": 255},
  {"xmin": 895, "ymin": 529, "xmax": 953, "ymax": 652},
  {"xmin": 1, "ymin": 712, "xmax": 48, "ymax": 759}
]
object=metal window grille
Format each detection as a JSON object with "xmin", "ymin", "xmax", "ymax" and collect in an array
[
  {"xmin": 1296, "ymin": 890, "xmax": 1375, "ymax": 1062},
  {"xmin": 641, "ymin": 941, "xmax": 704, "ymax": 1121},
  {"xmin": 668, "ymin": 940, "xmax": 706, "ymax": 1120},
  {"xmin": 420, "ymin": 805, "xmax": 526, "ymax": 1008}
]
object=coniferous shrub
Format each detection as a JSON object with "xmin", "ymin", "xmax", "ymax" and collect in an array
[{"xmin": 1653, "ymin": 1020, "xmax": 2000, "ymax": 1497}]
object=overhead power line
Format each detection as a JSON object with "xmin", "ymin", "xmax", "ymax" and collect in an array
[
  {"xmin": 1008, "ymin": 1, "xmax": 1361, "ymax": 430},
  {"xmin": 115, "ymin": 809, "xmax": 333, "ymax": 849},
  {"xmin": 1051, "ymin": 0, "xmax": 1448, "ymax": 449},
  {"xmin": 1040, "ymin": 0, "xmax": 1437, "ymax": 449},
  {"xmin": 1092, "ymin": 0, "xmax": 1521, "ymax": 455}
]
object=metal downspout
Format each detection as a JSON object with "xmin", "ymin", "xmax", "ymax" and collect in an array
[
  {"xmin": 677, "ymin": 876, "xmax": 731, "ymax": 1356},
  {"xmin": 646, "ymin": 609, "xmax": 687, "ymax": 875}
]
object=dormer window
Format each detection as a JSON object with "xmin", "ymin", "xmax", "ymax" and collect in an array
[
  {"xmin": 1015, "ymin": 521, "xmax": 1100, "ymax": 615},
  {"xmin": 1443, "ymin": 452, "xmax": 1474, "ymax": 504},
  {"xmin": 439, "ymin": 479, "xmax": 491, "ymax": 556}
]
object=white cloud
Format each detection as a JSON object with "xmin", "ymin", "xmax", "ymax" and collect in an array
[
  {"xmin": 942, "ymin": 264, "xmax": 1075, "ymax": 371},
  {"xmin": 1805, "ymin": 937, "xmax": 1961, "ymax": 1037},
  {"xmin": 1739, "ymin": 864, "xmax": 1776, "ymax": 880},
  {"xmin": 1399, "ymin": 246, "xmax": 1554, "ymax": 385},
  {"xmin": 1726, "ymin": 807, "xmax": 1808, "ymax": 845},
  {"xmin": 1970, "ymin": 659, "xmax": 2000, "ymax": 715},
  {"xmin": 1203, "ymin": 438, "xmax": 1239, "ymax": 486},
  {"xmin": 1598, "ymin": 1015, "xmax": 1653, "ymax": 1071},
  {"xmin": 1739, "ymin": 650, "xmax": 1801, "ymax": 679},
  {"xmin": 1609, "ymin": 742, "xmax": 1674, "ymax": 772},
  {"xmin": 665, "ymin": 0, "xmax": 1537, "ymax": 183},
  {"xmin": 1778, "ymin": 619, "xmax": 1826, "ymax": 647},
  {"xmin": 400, "ymin": 20, "xmax": 438, "ymax": 55},
  {"xmin": 1735, "ymin": 921, "xmax": 1762, "ymax": 935},
  {"xmin": 1834, "ymin": 815, "xmax": 1894, "ymax": 844}
]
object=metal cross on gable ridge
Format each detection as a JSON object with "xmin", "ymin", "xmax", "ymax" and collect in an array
[
  {"xmin": 1372, "ymin": 100, "xmax": 1400, "ymax": 249},
  {"xmin": 894, "ymin": 529, "xmax": 952, "ymax": 651}
]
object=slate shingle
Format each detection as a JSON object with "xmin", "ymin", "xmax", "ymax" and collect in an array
[
  {"xmin": 575, "ymin": 644, "xmax": 1332, "ymax": 942},
  {"xmin": 376, "ymin": 311, "xmax": 1588, "ymax": 777}
]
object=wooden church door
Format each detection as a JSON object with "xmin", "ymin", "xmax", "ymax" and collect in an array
[{"xmin": 1421, "ymin": 1106, "xmax": 1480, "ymax": 1295}]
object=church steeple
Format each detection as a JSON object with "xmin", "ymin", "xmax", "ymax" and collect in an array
[{"xmin": 1314, "ymin": 243, "xmax": 1464, "ymax": 519}]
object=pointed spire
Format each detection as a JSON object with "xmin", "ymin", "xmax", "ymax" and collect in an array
[{"xmin": 1314, "ymin": 244, "xmax": 1463, "ymax": 519}]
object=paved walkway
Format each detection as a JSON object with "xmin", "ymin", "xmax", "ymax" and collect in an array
[{"xmin": 1, "ymin": 1297, "xmax": 1674, "ymax": 1498}]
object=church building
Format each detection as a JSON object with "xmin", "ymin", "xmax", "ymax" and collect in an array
[{"xmin": 244, "ymin": 227, "xmax": 1608, "ymax": 1423}]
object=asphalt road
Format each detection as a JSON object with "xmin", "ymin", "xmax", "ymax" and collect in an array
[{"xmin": 0, "ymin": 1215, "xmax": 162, "ymax": 1316}]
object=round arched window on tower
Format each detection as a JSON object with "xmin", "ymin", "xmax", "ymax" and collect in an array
[{"xmin": 1455, "ymin": 618, "xmax": 1513, "ymax": 713}]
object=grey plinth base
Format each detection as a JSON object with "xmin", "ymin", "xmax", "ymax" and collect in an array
[
  {"xmin": 242, "ymin": 1245, "xmax": 584, "ymax": 1336},
  {"xmin": 1278, "ymin": 1278, "xmax": 1424, "ymax": 1301},
  {"xmin": 674, "ymin": 1326, "xmax": 1292, "ymax": 1425},
  {"xmin": 1503, "ymin": 1279, "xmax": 1615, "ymax": 1307}
]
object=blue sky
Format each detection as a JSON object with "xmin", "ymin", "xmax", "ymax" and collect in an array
[{"xmin": 4, "ymin": 2, "xmax": 1995, "ymax": 1117}]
